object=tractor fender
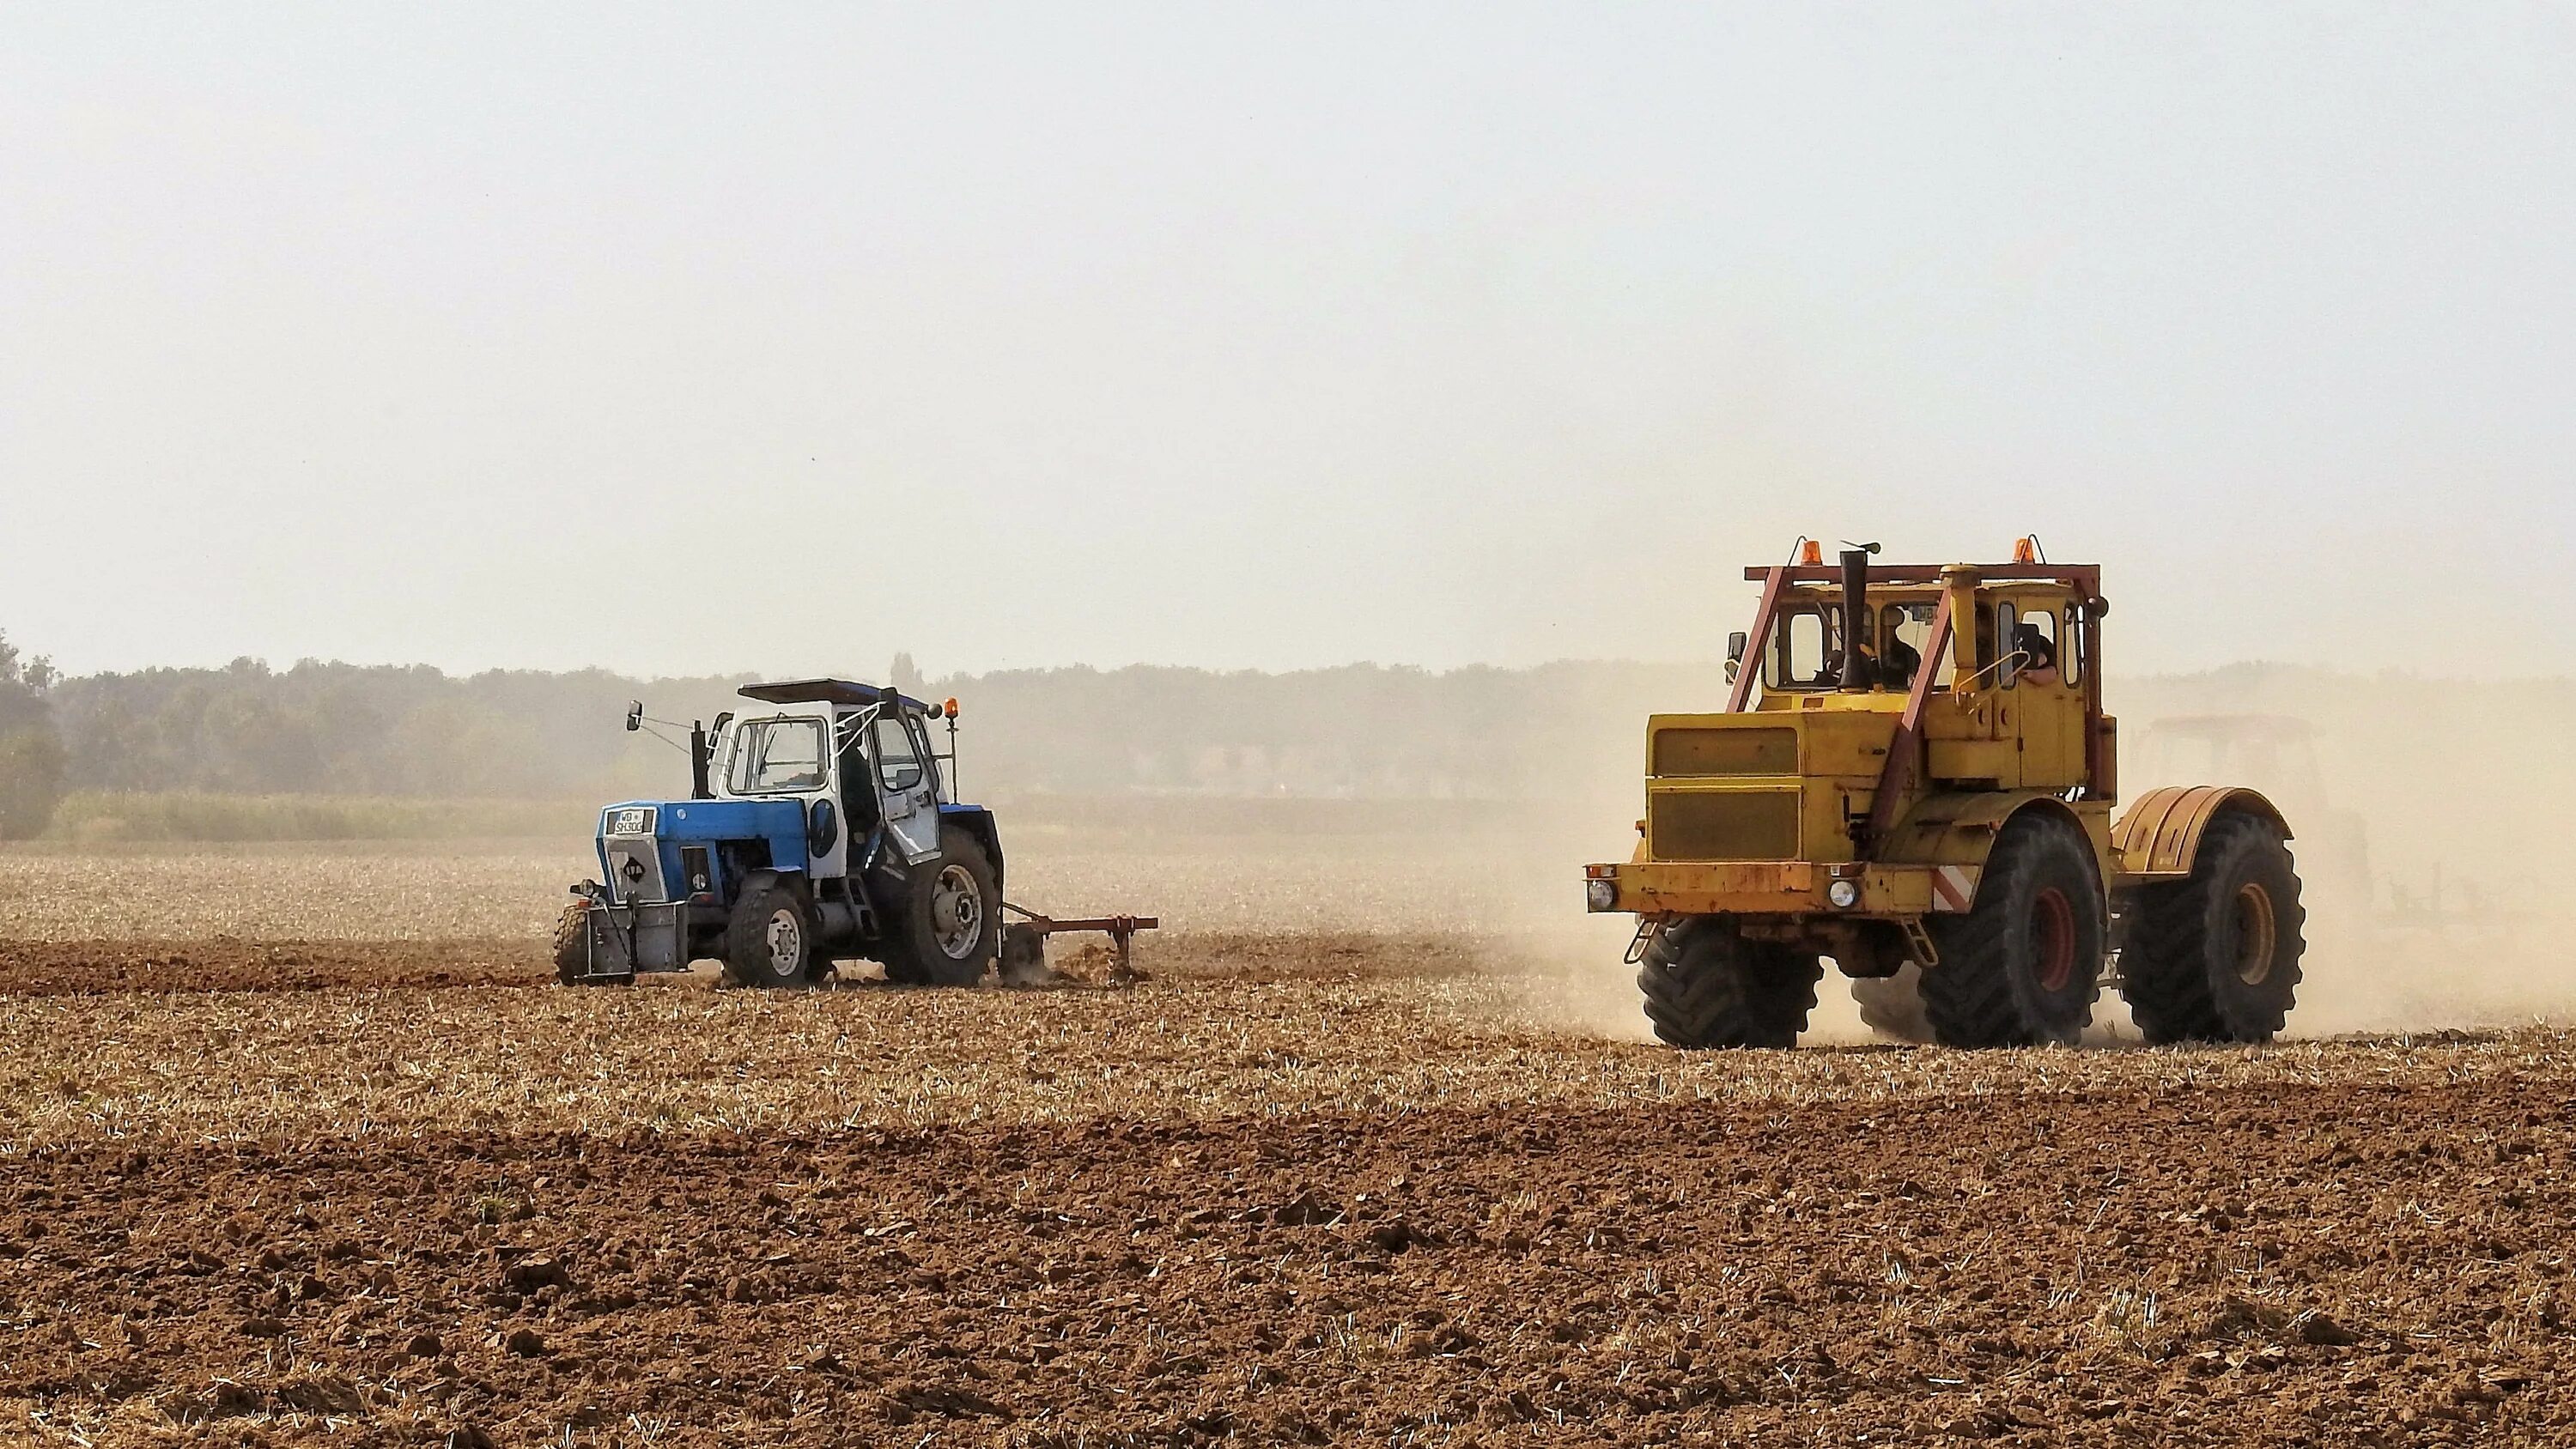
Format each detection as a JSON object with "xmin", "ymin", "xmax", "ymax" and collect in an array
[
  {"xmin": 1877, "ymin": 790, "xmax": 2107, "ymax": 902},
  {"xmin": 2111, "ymin": 785, "xmax": 2290, "ymax": 882},
  {"xmin": 734, "ymin": 867, "xmax": 807, "ymax": 902},
  {"xmin": 937, "ymin": 804, "xmax": 1005, "ymax": 894}
]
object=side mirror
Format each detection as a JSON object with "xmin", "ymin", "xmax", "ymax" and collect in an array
[
  {"xmin": 624, "ymin": 700, "xmax": 643, "ymax": 732},
  {"xmin": 1723, "ymin": 658, "xmax": 1741, "ymax": 685},
  {"xmin": 1726, "ymin": 631, "xmax": 1748, "ymax": 664}
]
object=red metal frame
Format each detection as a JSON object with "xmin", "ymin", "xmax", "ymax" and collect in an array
[
  {"xmin": 1723, "ymin": 557, "xmax": 2117, "ymax": 826},
  {"xmin": 1862, "ymin": 590, "xmax": 1953, "ymax": 849},
  {"xmin": 1724, "ymin": 565, "xmax": 1792, "ymax": 713},
  {"xmin": 1740, "ymin": 563, "xmax": 2102, "ymax": 591}
]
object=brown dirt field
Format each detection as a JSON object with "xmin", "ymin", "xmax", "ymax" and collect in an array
[
  {"xmin": 6, "ymin": 1080, "xmax": 2570, "ymax": 1446},
  {"xmin": 0, "ymin": 940, "xmax": 550, "ymax": 996},
  {"xmin": 0, "ymin": 930, "xmax": 1482, "ymax": 997},
  {"xmin": 4, "ymin": 927, "xmax": 2573, "ymax": 1446}
]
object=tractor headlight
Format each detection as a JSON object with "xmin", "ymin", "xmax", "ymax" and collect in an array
[
  {"xmin": 1585, "ymin": 877, "xmax": 1619, "ymax": 912},
  {"xmin": 1826, "ymin": 878, "xmax": 1862, "ymax": 909}
]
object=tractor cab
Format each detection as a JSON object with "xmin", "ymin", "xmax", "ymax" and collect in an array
[
  {"xmin": 1743, "ymin": 578, "xmax": 2087, "ymax": 707},
  {"xmin": 724, "ymin": 679, "xmax": 959, "ymax": 874}
]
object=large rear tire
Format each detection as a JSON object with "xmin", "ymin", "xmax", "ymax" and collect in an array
[
  {"xmin": 882, "ymin": 826, "xmax": 1000, "ymax": 987},
  {"xmin": 722, "ymin": 883, "xmax": 826, "ymax": 988},
  {"xmin": 1636, "ymin": 917, "xmax": 1823, "ymax": 1049},
  {"xmin": 2120, "ymin": 812, "xmax": 2305, "ymax": 1043},
  {"xmin": 1849, "ymin": 962, "xmax": 1933, "ymax": 1044},
  {"xmin": 1919, "ymin": 815, "xmax": 2105, "ymax": 1047}
]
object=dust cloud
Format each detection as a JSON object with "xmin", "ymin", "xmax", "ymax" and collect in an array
[{"xmin": 2114, "ymin": 670, "xmax": 2576, "ymax": 1035}]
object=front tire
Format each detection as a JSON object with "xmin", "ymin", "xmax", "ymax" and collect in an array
[
  {"xmin": 882, "ymin": 827, "xmax": 1000, "ymax": 987},
  {"xmin": 1636, "ymin": 917, "xmax": 1822, "ymax": 1049},
  {"xmin": 722, "ymin": 883, "xmax": 825, "ymax": 988},
  {"xmin": 551, "ymin": 900, "xmax": 621, "ymax": 986},
  {"xmin": 2120, "ymin": 812, "xmax": 2305, "ymax": 1043},
  {"xmin": 1919, "ymin": 814, "xmax": 2105, "ymax": 1047}
]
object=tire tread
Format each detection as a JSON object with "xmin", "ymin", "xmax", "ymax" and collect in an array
[
  {"xmin": 2121, "ymin": 812, "xmax": 2305, "ymax": 1043},
  {"xmin": 1918, "ymin": 815, "xmax": 2104, "ymax": 1048},
  {"xmin": 1637, "ymin": 919, "xmax": 1823, "ymax": 1049}
]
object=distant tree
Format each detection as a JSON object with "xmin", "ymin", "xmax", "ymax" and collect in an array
[{"xmin": 0, "ymin": 631, "xmax": 65, "ymax": 839}]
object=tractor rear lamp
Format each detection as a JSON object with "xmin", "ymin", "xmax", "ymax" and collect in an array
[
  {"xmin": 1585, "ymin": 877, "xmax": 1619, "ymax": 912},
  {"xmin": 1826, "ymin": 879, "xmax": 1862, "ymax": 909}
]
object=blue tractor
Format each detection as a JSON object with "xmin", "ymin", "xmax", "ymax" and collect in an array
[{"xmin": 556, "ymin": 679, "xmax": 1006, "ymax": 988}]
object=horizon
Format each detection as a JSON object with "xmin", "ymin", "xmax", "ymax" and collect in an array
[{"xmin": 21, "ymin": 641, "xmax": 2576, "ymax": 692}]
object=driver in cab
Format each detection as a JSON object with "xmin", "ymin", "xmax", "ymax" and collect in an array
[{"xmin": 2014, "ymin": 623, "xmax": 2061, "ymax": 687}]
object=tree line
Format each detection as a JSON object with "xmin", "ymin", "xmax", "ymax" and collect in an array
[
  {"xmin": 0, "ymin": 633, "xmax": 64, "ymax": 838},
  {"xmin": 3, "ymin": 629, "xmax": 2569, "ymax": 889},
  {"xmin": 0, "ymin": 642, "xmax": 1732, "ymax": 836}
]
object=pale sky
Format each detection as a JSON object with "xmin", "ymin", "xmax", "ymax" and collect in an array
[{"xmin": 3, "ymin": 3, "xmax": 2571, "ymax": 680}]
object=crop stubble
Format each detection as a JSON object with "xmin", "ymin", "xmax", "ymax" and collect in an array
[{"xmin": 2, "ymin": 847, "xmax": 2572, "ymax": 1446}]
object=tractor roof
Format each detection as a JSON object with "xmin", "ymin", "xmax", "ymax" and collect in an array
[
  {"xmin": 737, "ymin": 678, "xmax": 937, "ymax": 713},
  {"xmin": 1742, "ymin": 562, "xmax": 2099, "ymax": 589}
]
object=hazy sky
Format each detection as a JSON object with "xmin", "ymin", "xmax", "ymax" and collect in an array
[{"xmin": 4, "ymin": 3, "xmax": 2572, "ymax": 681}]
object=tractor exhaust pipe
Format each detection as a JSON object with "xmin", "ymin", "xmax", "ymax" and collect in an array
[
  {"xmin": 1839, "ymin": 549, "xmax": 1871, "ymax": 691},
  {"xmin": 690, "ymin": 721, "xmax": 712, "ymax": 799}
]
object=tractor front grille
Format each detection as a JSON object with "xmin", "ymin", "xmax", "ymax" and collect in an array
[
  {"xmin": 604, "ymin": 837, "xmax": 667, "ymax": 905},
  {"xmin": 1649, "ymin": 789, "xmax": 1801, "ymax": 862},
  {"xmin": 1652, "ymin": 725, "xmax": 1797, "ymax": 777}
]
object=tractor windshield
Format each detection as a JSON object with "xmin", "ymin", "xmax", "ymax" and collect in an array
[
  {"xmin": 726, "ymin": 717, "xmax": 829, "ymax": 795},
  {"xmin": 1760, "ymin": 595, "xmax": 1950, "ymax": 694}
]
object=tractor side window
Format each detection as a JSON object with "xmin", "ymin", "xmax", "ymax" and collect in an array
[
  {"xmin": 872, "ymin": 715, "xmax": 926, "ymax": 792},
  {"xmin": 906, "ymin": 716, "xmax": 950, "ymax": 802},
  {"xmin": 1764, "ymin": 606, "xmax": 1839, "ymax": 690},
  {"xmin": 728, "ymin": 718, "xmax": 827, "ymax": 794},
  {"xmin": 1998, "ymin": 603, "xmax": 2063, "ymax": 688}
]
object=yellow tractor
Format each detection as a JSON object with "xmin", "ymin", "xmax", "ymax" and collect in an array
[{"xmin": 1584, "ymin": 539, "xmax": 2304, "ymax": 1049}]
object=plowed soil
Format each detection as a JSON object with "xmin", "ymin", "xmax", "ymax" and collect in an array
[
  {"xmin": 0, "ymin": 939, "xmax": 549, "ymax": 995},
  {"xmin": 4, "ymin": 930, "xmax": 2572, "ymax": 1447}
]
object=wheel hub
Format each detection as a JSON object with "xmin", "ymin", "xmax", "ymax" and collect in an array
[
  {"xmin": 2232, "ymin": 882, "xmax": 2277, "ymax": 985},
  {"xmin": 2031, "ymin": 887, "xmax": 2076, "ymax": 993},
  {"xmin": 764, "ymin": 908, "xmax": 804, "ymax": 976},
  {"xmin": 931, "ymin": 864, "xmax": 983, "ymax": 961}
]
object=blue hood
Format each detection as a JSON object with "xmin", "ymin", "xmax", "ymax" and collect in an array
[
  {"xmin": 597, "ymin": 797, "xmax": 811, "ymax": 901},
  {"xmin": 605, "ymin": 797, "xmax": 806, "ymax": 844}
]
